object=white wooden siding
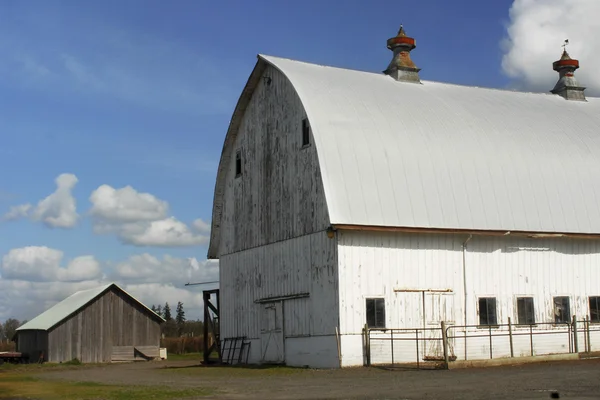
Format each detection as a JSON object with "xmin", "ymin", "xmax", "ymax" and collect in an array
[
  {"xmin": 220, "ymin": 231, "xmax": 338, "ymax": 365},
  {"xmin": 337, "ymin": 230, "xmax": 600, "ymax": 366}
]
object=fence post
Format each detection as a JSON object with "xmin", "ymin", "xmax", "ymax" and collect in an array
[
  {"xmin": 364, "ymin": 324, "xmax": 371, "ymax": 366},
  {"xmin": 573, "ymin": 315, "xmax": 579, "ymax": 353},
  {"xmin": 441, "ymin": 321, "xmax": 449, "ymax": 368},
  {"xmin": 586, "ymin": 316, "xmax": 592, "ymax": 353},
  {"xmin": 415, "ymin": 329, "xmax": 420, "ymax": 369},
  {"xmin": 508, "ymin": 317, "xmax": 514, "ymax": 358},
  {"xmin": 529, "ymin": 324, "xmax": 534, "ymax": 356},
  {"xmin": 391, "ymin": 329, "xmax": 394, "ymax": 366},
  {"xmin": 488, "ymin": 325, "xmax": 493, "ymax": 359}
]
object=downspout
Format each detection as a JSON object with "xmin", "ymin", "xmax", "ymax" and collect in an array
[
  {"xmin": 462, "ymin": 235, "xmax": 473, "ymax": 327},
  {"xmin": 462, "ymin": 234, "xmax": 472, "ymax": 361}
]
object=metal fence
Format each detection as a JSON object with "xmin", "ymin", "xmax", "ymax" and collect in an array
[{"xmin": 364, "ymin": 316, "xmax": 600, "ymax": 369}]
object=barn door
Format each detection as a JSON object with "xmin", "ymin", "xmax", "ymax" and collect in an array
[
  {"xmin": 260, "ymin": 301, "xmax": 284, "ymax": 364},
  {"xmin": 423, "ymin": 293, "xmax": 454, "ymax": 360}
]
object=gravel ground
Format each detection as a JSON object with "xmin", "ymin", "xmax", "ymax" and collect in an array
[{"xmin": 37, "ymin": 358, "xmax": 600, "ymax": 399}]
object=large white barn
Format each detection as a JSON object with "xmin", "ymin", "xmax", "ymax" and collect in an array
[{"xmin": 208, "ymin": 26, "xmax": 600, "ymax": 368}]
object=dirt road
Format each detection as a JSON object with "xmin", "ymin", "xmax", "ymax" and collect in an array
[{"xmin": 38, "ymin": 358, "xmax": 600, "ymax": 399}]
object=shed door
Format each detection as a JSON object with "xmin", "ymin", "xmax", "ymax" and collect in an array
[
  {"xmin": 424, "ymin": 293, "xmax": 455, "ymax": 360},
  {"xmin": 260, "ymin": 301, "xmax": 284, "ymax": 363}
]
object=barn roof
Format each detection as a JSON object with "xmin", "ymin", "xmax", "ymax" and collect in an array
[
  {"xmin": 17, "ymin": 283, "xmax": 164, "ymax": 332},
  {"xmin": 208, "ymin": 54, "xmax": 600, "ymax": 257}
]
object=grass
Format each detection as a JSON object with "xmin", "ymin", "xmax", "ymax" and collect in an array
[
  {"xmin": 0, "ymin": 374, "xmax": 216, "ymax": 399},
  {"xmin": 165, "ymin": 352, "xmax": 204, "ymax": 361}
]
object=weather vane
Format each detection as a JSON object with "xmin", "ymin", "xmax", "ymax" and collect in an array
[{"xmin": 562, "ymin": 39, "xmax": 569, "ymax": 50}]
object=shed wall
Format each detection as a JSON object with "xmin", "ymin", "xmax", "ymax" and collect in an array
[
  {"xmin": 337, "ymin": 231, "xmax": 600, "ymax": 366},
  {"xmin": 47, "ymin": 288, "xmax": 161, "ymax": 363},
  {"xmin": 16, "ymin": 330, "xmax": 48, "ymax": 361}
]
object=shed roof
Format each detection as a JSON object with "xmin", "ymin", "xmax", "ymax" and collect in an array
[
  {"xmin": 17, "ymin": 283, "xmax": 164, "ymax": 332},
  {"xmin": 208, "ymin": 55, "xmax": 600, "ymax": 257}
]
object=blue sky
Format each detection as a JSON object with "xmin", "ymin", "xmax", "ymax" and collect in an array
[{"xmin": 1, "ymin": 0, "xmax": 598, "ymax": 321}]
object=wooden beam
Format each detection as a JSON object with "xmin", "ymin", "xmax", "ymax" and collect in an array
[{"xmin": 331, "ymin": 224, "xmax": 600, "ymax": 240}]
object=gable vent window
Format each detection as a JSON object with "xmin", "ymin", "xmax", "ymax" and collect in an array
[
  {"xmin": 301, "ymin": 118, "xmax": 311, "ymax": 147},
  {"xmin": 478, "ymin": 297, "xmax": 497, "ymax": 326},
  {"xmin": 235, "ymin": 150, "xmax": 242, "ymax": 178},
  {"xmin": 366, "ymin": 298, "xmax": 385, "ymax": 329}
]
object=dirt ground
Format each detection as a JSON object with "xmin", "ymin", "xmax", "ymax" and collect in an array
[{"xmin": 30, "ymin": 358, "xmax": 600, "ymax": 399}]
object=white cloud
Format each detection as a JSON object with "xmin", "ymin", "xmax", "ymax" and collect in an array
[
  {"xmin": 502, "ymin": 0, "xmax": 600, "ymax": 95},
  {"xmin": 0, "ymin": 246, "xmax": 102, "ymax": 282},
  {"xmin": 89, "ymin": 184, "xmax": 168, "ymax": 223},
  {"xmin": 30, "ymin": 173, "xmax": 79, "ymax": 228},
  {"xmin": 2, "ymin": 203, "xmax": 32, "ymax": 221},
  {"xmin": 192, "ymin": 218, "xmax": 211, "ymax": 234},
  {"xmin": 89, "ymin": 184, "xmax": 209, "ymax": 247},
  {"xmin": 0, "ymin": 245, "xmax": 218, "ymax": 321},
  {"xmin": 111, "ymin": 253, "xmax": 218, "ymax": 285}
]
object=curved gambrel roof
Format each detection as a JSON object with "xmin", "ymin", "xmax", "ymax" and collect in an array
[{"xmin": 209, "ymin": 55, "xmax": 600, "ymax": 257}]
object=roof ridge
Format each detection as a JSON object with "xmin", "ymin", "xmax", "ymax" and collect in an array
[{"xmin": 258, "ymin": 54, "xmax": 597, "ymax": 100}]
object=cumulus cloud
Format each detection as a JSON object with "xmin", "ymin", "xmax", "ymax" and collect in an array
[
  {"xmin": 0, "ymin": 245, "xmax": 218, "ymax": 321},
  {"xmin": 89, "ymin": 185, "xmax": 168, "ymax": 223},
  {"xmin": 89, "ymin": 184, "xmax": 209, "ymax": 247},
  {"xmin": 111, "ymin": 253, "xmax": 218, "ymax": 284},
  {"xmin": 0, "ymin": 246, "xmax": 102, "ymax": 282},
  {"xmin": 2, "ymin": 203, "xmax": 32, "ymax": 221},
  {"xmin": 30, "ymin": 173, "xmax": 79, "ymax": 228},
  {"xmin": 502, "ymin": 0, "xmax": 600, "ymax": 95}
]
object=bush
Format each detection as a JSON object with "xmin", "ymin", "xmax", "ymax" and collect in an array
[
  {"xmin": 0, "ymin": 341, "xmax": 15, "ymax": 352},
  {"xmin": 160, "ymin": 336, "xmax": 209, "ymax": 354}
]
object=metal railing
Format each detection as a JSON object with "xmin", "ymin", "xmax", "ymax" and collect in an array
[
  {"xmin": 364, "ymin": 325, "xmax": 446, "ymax": 368},
  {"xmin": 364, "ymin": 316, "xmax": 600, "ymax": 369}
]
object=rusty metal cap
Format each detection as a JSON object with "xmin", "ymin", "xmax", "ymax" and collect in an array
[
  {"xmin": 553, "ymin": 50, "xmax": 579, "ymax": 71},
  {"xmin": 387, "ymin": 25, "xmax": 416, "ymax": 50}
]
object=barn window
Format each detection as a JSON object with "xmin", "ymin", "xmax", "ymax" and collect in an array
[
  {"xmin": 517, "ymin": 297, "xmax": 535, "ymax": 325},
  {"xmin": 235, "ymin": 150, "xmax": 242, "ymax": 177},
  {"xmin": 553, "ymin": 296, "xmax": 571, "ymax": 324},
  {"xmin": 366, "ymin": 298, "xmax": 385, "ymax": 329},
  {"xmin": 301, "ymin": 118, "xmax": 311, "ymax": 147},
  {"xmin": 478, "ymin": 297, "xmax": 497, "ymax": 326},
  {"xmin": 589, "ymin": 297, "xmax": 600, "ymax": 323}
]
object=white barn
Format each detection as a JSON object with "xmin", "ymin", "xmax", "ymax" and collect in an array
[{"xmin": 208, "ymin": 26, "xmax": 600, "ymax": 368}]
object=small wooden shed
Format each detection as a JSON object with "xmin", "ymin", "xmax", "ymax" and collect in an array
[{"xmin": 15, "ymin": 283, "xmax": 164, "ymax": 363}]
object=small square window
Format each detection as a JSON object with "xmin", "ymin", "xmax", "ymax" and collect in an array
[
  {"xmin": 235, "ymin": 150, "xmax": 242, "ymax": 177},
  {"xmin": 553, "ymin": 296, "xmax": 571, "ymax": 324},
  {"xmin": 366, "ymin": 298, "xmax": 385, "ymax": 328},
  {"xmin": 301, "ymin": 118, "xmax": 310, "ymax": 147},
  {"xmin": 590, "ymin": 297, "xmax": 600, "ymax": 323},
  {"xmin": 478, "ymin": 297, "xmax": 497, "ymax": 326},
  {"xmin": 517, "ymin": 297, "xmax": 535, "ymax": 325}
]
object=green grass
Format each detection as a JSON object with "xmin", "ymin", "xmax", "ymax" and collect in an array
[
  {"xmin": 0, "ymin": 374, "xmax": 216, "ymax": 399},
  {"xmin": 165, "ymin": 351, "xmax": 204, "ymax": 361}
]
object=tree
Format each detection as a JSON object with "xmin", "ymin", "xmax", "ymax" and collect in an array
[
  {"xmin": 163, "ymin": 302, "xmax": 172, "ymax": 321},
  {"xmin": 3, "ymin": 319, "xmax": 20, "ymax": 341},
  {"xmin": 156, "ymin": 305, "xmax": 163, "ymax": 318},
  {"xmin": 176, "ymin": 302, "xmax": 186, "ymax": 336}
]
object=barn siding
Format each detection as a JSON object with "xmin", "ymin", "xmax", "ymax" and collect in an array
[
  {"xmin": 47, "ymin": 288, "xmax": 161, "ymax": 363},
  {"xmin": 337, "ymin": 231, "xmax": 600, "ymax": 366},
  {"xmin": 219, "ymin": 64, "xmax": 330, "ymax": 257},
  {"xmin": 220, "ymin": 230, "xmax": 339, "ymax": 367}
]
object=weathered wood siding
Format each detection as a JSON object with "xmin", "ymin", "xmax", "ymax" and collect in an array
[
  {"xmin": 47, "ymin": 288, "xmax": 161, "ymax": 363},
  {"xmin": 218, "ymin": 65, "xmax": 338, "ymax": 367},
  {"xmin": 219, "ymin": 64, "xmax": 330, "ymax": 256},
  {"xmin": 16, "ymin": 330, "xmax": 48, "ymax": 361}
]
